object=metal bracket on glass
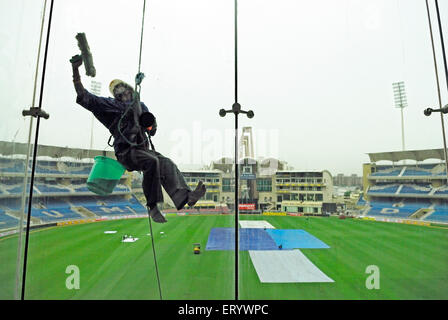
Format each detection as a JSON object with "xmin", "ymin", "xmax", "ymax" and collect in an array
[
  {"xmin": 219, "ymin": 103, "xmax": 254, "ymax": 118},
  {"xmin": 423, "ymin": 104, "xmax": 448, "ymax": 116},
  {"xmin": 22, "ymin": 107, "xmax": 50, "ymax": 120}
]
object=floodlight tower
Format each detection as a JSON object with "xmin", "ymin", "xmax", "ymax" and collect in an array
[
  {"xmin": 89, "ymin": 80, "xmax": 102, "ymax": 149},
  {"xmin": 392, "ymin": 81, "xmax": 408, "ymax": 152}
]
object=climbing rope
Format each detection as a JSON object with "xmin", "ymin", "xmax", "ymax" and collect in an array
[
  {"xmin": 133, "ymin": 0, "xmax": 164, "ymax": 300},
  {"xmin": 147, "ymin": 213, "xmax": 163, "ymax": 300},
  {"xmin": 114, "ymin": 0, "xmax": 151, "ymax": 149}
]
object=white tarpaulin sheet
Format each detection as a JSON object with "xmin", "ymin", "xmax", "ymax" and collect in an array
[
  {"xmin": 249, "ymin": 250, "xmax": 334, "ymax": 283},
  {"xmin": 239, "ymin": 220, "xmax": 275, "ymax": 229}
]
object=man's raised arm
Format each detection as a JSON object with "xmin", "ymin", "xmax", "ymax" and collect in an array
[{"xmin": 70, "ymin": 55, "xmax": 84, "ymax": 97}]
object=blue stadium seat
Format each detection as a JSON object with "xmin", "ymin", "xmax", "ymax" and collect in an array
[
  {"xmin": 0, "ymin": 209, "xmax": 20, "ymax": 229},
  {"xmin": 35, "ymin": 183, "xmax": 71, "ymax": 193},
  {"xmin": 368, "ymin": 184, "xmax": 399, "ymax": 194},
  {"xmin": 0, "ymin": 158, "xmax": 26, "ymax": 173},
  {"xmin": 62, "ymin": 162, "xmax": 93, "ymax": 175},
  {"xmin": 400, "ymin": 184, "xmax": 431, "ymax": 195},
  {"xmin": 357, "ymin": 194, "xmax": 367, "ymax": 206},
  {"xmin": 402, "ymin": 169, "xmax": 432, "ymax": 176},
  {"xmin": 5, "ymin": 185, "xmax": 28, "ymax": 194},
  {"xmin": 31, "ymin": 208, "xmax": 83, "ymax": 222},
  {"xmin": 67, "ymin": 195, "xmax": 146, "ymax": 217},
  {"xmin": 424, "ymin": 204, "xmax": 448, "ymax": 222},
  {"xmin": 434, "ymin": 187, "xmax": 448, "ymax": 195},
  {"xmin": 371, "ymin": 166, "xmax": 402, "ymax": 176},
  {"xmin": 35, "ymin": 161, "xmax": 64, "ymax": 174}
]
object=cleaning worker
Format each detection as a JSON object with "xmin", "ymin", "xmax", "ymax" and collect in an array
[{"xmin": 70, "ymin": 57, "xmax": 206, "ymax": 223}]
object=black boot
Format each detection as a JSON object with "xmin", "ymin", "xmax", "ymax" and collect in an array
[
  {"xmin": 148, "ymin": 204, "xmax": 167, "ymax": 223},
  {"xmin": 187, "ymin": 181, "xmax": 206, "ymax": 207}
]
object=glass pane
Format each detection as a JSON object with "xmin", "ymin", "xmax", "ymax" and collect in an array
[
  {"xmin": 21, "ymin": 0, "xmax": 235, "ymax": 299},
  {"xmin": 239, "ymin": 0, "xmax": 448, "ymax": 299},
  {"xmin": 0, "ymin": 0, "xmax": 46, "ymax": 300}
]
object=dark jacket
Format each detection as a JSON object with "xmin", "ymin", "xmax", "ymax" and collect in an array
[{"xmin": 76, "ymin": 89, "xmax": 152, "ymax": 157}]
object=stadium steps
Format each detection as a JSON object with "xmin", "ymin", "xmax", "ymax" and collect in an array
[
  {"xmin": 265, "ymin": 202, "xmax": 276, "ymax": 211},
  {"xmin": 71, "ymin": 206, "xmax": 97, "ymax": 218},
  {"xmin": 398, "ymin": 166, "xmax": 406, "ymax": 177},
  {"xmin": 431, "ymin": 163, "xmax": 446, "ymax": 176},
  {"xmin": 429, "ymin": 186, "xmax": 441, "ymax": 196},
  {"xmin": 395, "ymin": 185, "xmax": 403, "ymax": 195},
  {"xmin": 5, "ymin": 209, "xmax": 42, "ymax": 225},
  {"xmin": 409, "ymin": 208, "xmax": 434, "ymax": 220}
]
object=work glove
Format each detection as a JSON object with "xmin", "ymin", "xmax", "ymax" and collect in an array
[
  {"xmin": 148, "ymin": 119, "xmax": 157, "ymax": 136},
  {"xmin": 139, "ymin": 112, "xmax": 157, "ymax": 136},
  {"xmin": 70, "ymin": 54, "xmax": 82, "ymax": 68}
]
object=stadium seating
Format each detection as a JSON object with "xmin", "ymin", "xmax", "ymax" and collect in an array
[
  {"xmin": 402, "ymin": 165, "xmax": 434, "ymax": 176},
  {"xmin": 68, "ymin": 195, "xmax": 146, "ymax": 216},
  {"xmin": 0, "ymin": 158, "xmax": 94, "ymax": 176},
  {"xmin": 35, "ymin": 161, "xmax": 65, "ymax": 174},
  {"xmin": 400, "ymin": 184, "xmax": 431, "ymax": 195},
  {"xmin": 370, "ymin": 166, "xmax": 402, "ymax": 177},
  {"xmin": 0, "ymin": 157, "xmax": 152, "ymax": 229},
  {"xmin": 0, "ymin": 158, "xmax": 26, "ymax": 173},
  {"xmin": 0, "ymin": 194, "xmax": 148, "ymax": 229},
  {"xmin": 357, "ymin": 194, "xmax": 367, "ymax": 206},
  {"xmin": 30, "ymin": 207, "xmax": 84, "ymax": 222},
  {"xmin": 368, "ymin": 184, "xmax": 399, "ymax": 194},
  {"xmin": 35, "ymin": 183, "xmax": 72, "ymax": 193},
  {"xmin": 0, "ymin": 209, "xmax": 20, "ymax": 229},
  {"xmin": 164, "ymin": 206, "xmax": 231, "ymax": 214},
  {"xmin": 371, "ymin": 164, "xmax": 446, "ymax": 178},
  {"xmin": 424, "ymin": 204, "xmax": 448, "ymax": 223},
  {"xmin": 434, "ymin": 186, "xmax": 448, "ymax": 195},
  {"xmin": 4, "ymin": 184, "xmax": 28, "ymax": 194},
  {"xmin": 58, "ymin": 162, "xmax": 92, "ymax": 175},
  {"xmin": 367, "ymin": 200, "xmax": 431, "ymax": 218}
]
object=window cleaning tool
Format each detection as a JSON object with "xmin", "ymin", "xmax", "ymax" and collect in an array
[{"xmin": 70, "ymin": 32, "xmax": 96, "ymax": 77}]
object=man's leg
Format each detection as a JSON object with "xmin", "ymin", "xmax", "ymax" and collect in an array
[
  {"xmin": 127, "ymin": 149, "xmax": 166, "ymax": 223},
  {"xmin": 154, "ymin": 151, "xmax": 205, "ymax": 210}
]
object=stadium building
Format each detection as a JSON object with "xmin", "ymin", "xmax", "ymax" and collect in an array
[
  {"xmin": 200, "ymin": 156, "xmax": 334, "ymax": 215},
  {"xmin": 361, "ymin": 148, "xmax": 448, "ymax": 223},
  {"xmin": 0, "ymin": 141, "xmax": 147, "ymax": 232},
  {"xmin": 0, "ymin": 127, "xmax": 336, "ymax": 231}
]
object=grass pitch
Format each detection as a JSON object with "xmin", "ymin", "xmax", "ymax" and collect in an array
[{"xmin": 1, "ymin": 215, "xmax": 447, "ymax": 300}]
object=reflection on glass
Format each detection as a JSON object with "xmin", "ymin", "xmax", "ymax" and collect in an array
[
  {"xmin": 0, "ymin": 0, "xmax": 235, "ymax": 300},
  {"xmin": 0, "ymin": 0, "xmax": 48, "ymax": 300},
  {"xmin": 237, "ymin": 0, "xmax": 448, "ymax": 300},
  {"xmin": 1, "ymin": 0, "xmax": 448, "ymax": 301}
]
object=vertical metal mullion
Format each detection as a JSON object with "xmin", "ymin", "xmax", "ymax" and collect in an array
[
  {"xmin": 20, "ymin": 0, "xmax": 55, "ymax": 300},
  {"xmin": 234, "ymin": 0, "xmax": 239, "ymax": 301}
]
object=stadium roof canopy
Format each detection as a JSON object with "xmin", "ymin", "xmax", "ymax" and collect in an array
[
  {"xmin": 0, "ymin": 140, "xmax": 116, "ymax": 160},
  {"xmin": 367, "ymin": 148, "xmax": 445, "ymax": 163}
]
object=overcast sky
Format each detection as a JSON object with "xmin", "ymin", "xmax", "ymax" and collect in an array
[{"xmin": 1, "ymin": 0, "xmax": 448, "ymax": 176}]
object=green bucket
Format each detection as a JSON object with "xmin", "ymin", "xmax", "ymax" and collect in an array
[{"xmin": 86, "ymin": 156, "xmax": 126, "ymax": 196}]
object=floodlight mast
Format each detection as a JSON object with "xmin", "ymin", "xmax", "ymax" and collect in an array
[
  {"xmin": 89, "ymin": 81, "xmax": 102, "ymax": 149},
  {"xmin": 392, "ymin": 81, "xmax": 407, "ymax": 152}
]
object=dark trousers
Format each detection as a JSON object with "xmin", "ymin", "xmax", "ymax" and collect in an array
[{"xmin": 117, "ymin": 148, "xmax": 191, "ymax": 210}]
